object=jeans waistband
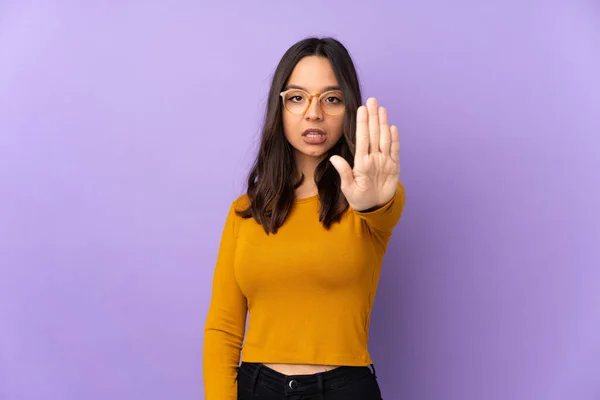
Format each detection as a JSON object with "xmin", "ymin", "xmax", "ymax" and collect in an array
[{"xmin": 238, "ymin": 362, "xmax": 377, "ymax": 398}]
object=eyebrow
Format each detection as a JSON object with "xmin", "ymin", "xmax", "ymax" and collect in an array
[{"xmin": 284, "ymin": 84, "xmax": 341, "ymax": 92}]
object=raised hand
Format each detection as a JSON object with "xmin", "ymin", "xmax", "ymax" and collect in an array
[{"xmin": 329, "ymin": 97, "xmax": 401, "ymax": 211}]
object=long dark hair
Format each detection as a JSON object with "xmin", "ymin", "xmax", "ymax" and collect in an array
[{"xmin": 238, "ymin": 37, "xmax": 362, "ymax": 234}]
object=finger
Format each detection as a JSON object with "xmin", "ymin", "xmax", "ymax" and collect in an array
[
  {"xmin": 367, "ymin": 98, "xmax": 380, "ymax": 154},
  {"xmin": 379, "ymin": 106, "xmax": 391, "ymax": 154},
  {"xmin": 329, "ymin": 155, "xmax": 354, "ymax": 189},
  {"xmin": 390, "ymin": 125, "xmax": 400, "ymax": 164},
  {"xmin": 355, "ymin": 105, "xmax": 369, "ymax": 158}
]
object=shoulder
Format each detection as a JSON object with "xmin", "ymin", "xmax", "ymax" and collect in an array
[{"xmin": 232, "ymin": 193, "xmax": 251, "ymax": 213}]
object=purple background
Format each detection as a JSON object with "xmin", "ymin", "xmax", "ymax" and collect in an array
[{"xmin": 1, "ymin": 1, "xmax": 599, "ymax": 399}]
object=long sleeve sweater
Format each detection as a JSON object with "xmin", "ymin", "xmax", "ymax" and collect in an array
[{"xmin": 202, "ymin": 181, "xmax": 406, "ymax": 399}]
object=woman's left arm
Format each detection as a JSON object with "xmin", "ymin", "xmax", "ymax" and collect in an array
[{"xmin": 329, "ymin": 97, "xmax": 405, "ymax": 233}]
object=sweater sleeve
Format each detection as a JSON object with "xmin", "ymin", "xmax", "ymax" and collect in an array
[
  {"xmin": 353, "ymin": 181, "xmax": 406, "ymax": 235},
  {"xmin": 203, "ymin": 202, "xmax": 247, "ymax": 400}
]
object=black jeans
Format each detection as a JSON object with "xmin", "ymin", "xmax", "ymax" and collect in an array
[{"xmin": 237, "ymin": 362, "xmax": 383, "ymax": 400}]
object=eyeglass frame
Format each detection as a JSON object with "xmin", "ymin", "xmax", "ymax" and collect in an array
[{"xmin": 279, "ymin": 88, "xmax": 345, "ymax": 117}]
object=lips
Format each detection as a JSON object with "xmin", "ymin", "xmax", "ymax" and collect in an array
[
  {"xmin": 301, "ymin": 128, "xmax": 327, "ymax": 145},
  {"xmin": 302, "ymin": 128, "xmax": 326, "ymax": 137}
]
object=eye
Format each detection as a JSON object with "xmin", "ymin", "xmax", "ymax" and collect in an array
[
  {"xmin": 290, "ymin": 95, "xmax": 304, "ymax": 102},
  {"xmin": 325, "ymin": 96, "xmax": 342, "ymax": 104}
]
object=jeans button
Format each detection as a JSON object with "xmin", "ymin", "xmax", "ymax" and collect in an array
[{"xmin": 288, "ymin": 379, "xmax": 299, "ymax": 390}]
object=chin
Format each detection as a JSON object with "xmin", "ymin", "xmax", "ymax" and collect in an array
[{"xmin": 296, "ymin": 143, "xmax": 332, "ymax": 158}]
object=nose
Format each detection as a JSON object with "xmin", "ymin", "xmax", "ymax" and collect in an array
[{"xmin": 304, "ymin": 95, "xmax": 323, "ymax": 121}]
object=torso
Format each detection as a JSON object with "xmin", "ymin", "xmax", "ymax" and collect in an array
[
  {"xmin": 256, "ymin": 188, "xmax": 339, "ymax": 376},
  {"xmin": 261, "ymin": 189, "xmax": 338, "ymax": 375},
  {"xmin": 263, "ymin": 363, "xmax": 341, "ymax": 374},
  {"xmin": 232, "ymin": 184, "xmax": 397, "ymax": 376}
]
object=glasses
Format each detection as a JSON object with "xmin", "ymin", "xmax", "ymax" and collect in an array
[{"xmin": 279, "ymin": 88, "xmax": 345, "ymax": 116}]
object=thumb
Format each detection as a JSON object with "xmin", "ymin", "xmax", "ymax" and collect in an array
[{"xmin": 329, "ymin": 155, "xmax": 354, "ymax": 188}]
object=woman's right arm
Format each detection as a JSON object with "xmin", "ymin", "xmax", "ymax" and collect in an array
[{"xmin": 203, "ymin": 202, "xmax": 247, "ymax": 400}]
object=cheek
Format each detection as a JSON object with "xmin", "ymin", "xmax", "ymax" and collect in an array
[
  {"xmin": 327, "ymin": 118, "xmax": 345, "ymax": 140},
  {"xmin": 282, "ymin": 114, "xmax": 297, "ymax": 140}
]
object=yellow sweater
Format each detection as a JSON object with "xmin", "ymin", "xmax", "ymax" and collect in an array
[{"xmin": 202, "ymin": 181, "xmax": 406, "ymax": 399}]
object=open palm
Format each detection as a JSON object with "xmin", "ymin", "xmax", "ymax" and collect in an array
[{"xmin": 329, "ymin": 97, "xmax": 401, "ymax": 211}]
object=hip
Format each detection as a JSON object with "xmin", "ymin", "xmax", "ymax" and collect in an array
[{"xmin": 237, "ymin": 362, "xmax": 383, "ymax": 400}]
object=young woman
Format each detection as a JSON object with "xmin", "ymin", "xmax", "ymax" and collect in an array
[{"xmin": 203, "ymin": 37, "xmax": 405, "ymax": 400}]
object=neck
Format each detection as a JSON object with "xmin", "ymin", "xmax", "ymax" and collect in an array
[{"xmin": 294, "ymin": 151, "xmax": 325, "ymax": 191}]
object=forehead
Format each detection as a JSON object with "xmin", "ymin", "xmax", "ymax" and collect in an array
[{"xmin": 286, "ymin": 56, "xmax": 338, "ymax": 91}]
